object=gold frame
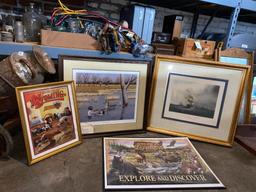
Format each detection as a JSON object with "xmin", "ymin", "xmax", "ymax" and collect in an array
[
  {"xmin": 16, "ymin": 81, "xmax": 82, "ymax": 165},
  {"xmin": 215, "ymin": 48, "xmax": 254, "ymax": 124},
  {"xmin": 147, "ymin": 55, "xmax": 250, "ymax": 146}
]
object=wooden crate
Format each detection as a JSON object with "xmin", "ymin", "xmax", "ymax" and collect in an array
[
  {"xmin": 175, "ymin": 38, "xmax": 216, "ymax": 59},
  {"xmin": 152, "ymin": 43, "xmax": 175, "ymax": 55},
  {"xmin": 41, "ymin": 30, "xmax": 101, "ymax": 50}
]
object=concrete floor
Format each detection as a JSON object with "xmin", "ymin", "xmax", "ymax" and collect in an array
[{"xmin": 0, "ymin": 132, "xmax": 255, "ymax": 192}]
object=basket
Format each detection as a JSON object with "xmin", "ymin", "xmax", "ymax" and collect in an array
[{"xmin": 0, "ymin": 53, "xmax": 36, "ymax": 96}]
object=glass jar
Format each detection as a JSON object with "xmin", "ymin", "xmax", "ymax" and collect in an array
[
  {"xmin": 38, "ymin": 7, "xmax": 47, "ymax": 29},
  {"xmin": 68, "ymin": 18, "xmax": 80, "ymax": 33},
  {"xmin": 23, "ymin": 3, "xmax": 41, "ymax": 42}
]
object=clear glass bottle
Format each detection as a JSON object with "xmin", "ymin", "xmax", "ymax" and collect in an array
[
  {"xmin": 38, "ymin": 7, "xmax": 47, "ymax": 29},
  {"xmin": 23, "ymin": 3, "xmax": 41, "ymax": 42}
]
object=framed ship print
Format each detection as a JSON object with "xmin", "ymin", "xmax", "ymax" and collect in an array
[
  {"xmin": 59, "ymin": 56, "xmax": 150, "ymax": 137},
  {"xmin": 16, "ymin": 81, "xmax": 82, "ymax": 165},
  {"xmin": 148, "ymin": 55, "xmax": 250, "ymax": 146},
  {"xmin": 103, "ymin": 137, "xmax": 224, "ymax": 190}
]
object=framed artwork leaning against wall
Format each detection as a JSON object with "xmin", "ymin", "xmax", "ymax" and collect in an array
[
  {"xmin": 147, "ymin": 55, "xmax": 250, "ymax": 146},
  {"xmin": 215, "ymin": 47, "xmax": 254, "ymax": 124},
  {"xmin": 59, "ymin": 56, "xmax": 150, "ymax": 136},
  {"xmin": 16, "ymin": 81, "xmax": 82, "ymax": 165}
]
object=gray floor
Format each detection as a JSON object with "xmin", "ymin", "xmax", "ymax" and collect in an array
[{"xmin": 0, "ymin": 132, "xmax": 255, "ymax": 192}]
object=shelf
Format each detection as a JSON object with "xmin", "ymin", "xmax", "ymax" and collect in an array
[
  {"xmin": 132, "ymin": 0, "xmax": 256, "ymax": 24},
  {"xmin": 0, "ymin": 42, "xmax": 152, "ymax": 61},
  {"xmin": 133, "ymin": 0, "xmax": 256, "ymax": 12},
  {"xmin": 201, "ymin": 0, "xmax": 256, "ymax": 12}
]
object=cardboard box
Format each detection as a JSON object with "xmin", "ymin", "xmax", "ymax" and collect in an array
[
  {"xmin": 41, "ymin": 30, "xmax": 101, "ymax": 50},
  {"xmin": 175, "ymin": 38, "xmax": 216, "ymax": 59}
]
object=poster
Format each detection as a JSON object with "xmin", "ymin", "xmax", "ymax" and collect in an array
[
  {"xmin": 16, "ymin": 82, "xmax": 81, "ymax": 164},
  {"xmin": 103, "ymin": 137, "xmax": 224, "ymax": 189}
]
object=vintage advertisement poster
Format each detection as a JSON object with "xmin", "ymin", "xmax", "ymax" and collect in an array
[
  {"xmin": 18, "ymin": 82, "xmax": 81, "ymax": 163},
  {"xmin": 103, "ymin": 137, "xmax": 224, "ymax": 189}
]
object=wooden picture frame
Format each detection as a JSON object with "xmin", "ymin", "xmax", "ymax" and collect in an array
[
  {"xmin": 215, "ymin": 47, "xmax": 254, "ymax": 124},
  {"xmin": 59, "ymin": 56, "xmax": 151, "ymax": 137},
  {"xmin": 16, "ymin": 81, "xmax": 82, "ymax": 165},
  {"xmin": 147, "ymin": 55, "xmax": 250, "ymax": 146}
]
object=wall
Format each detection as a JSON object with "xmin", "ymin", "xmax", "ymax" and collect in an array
[
  {"xmin": 153, "ymin": 5, "xmax": 256, "ymax": 37},
  {"xmin": 1, "ymin": 0, "xmax": 256, "ymax": 38},
  {"xmin": 87, "ymin": 0, "xmax": 256, "ymax": 37}
]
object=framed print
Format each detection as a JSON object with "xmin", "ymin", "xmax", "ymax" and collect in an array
[
  {"xmin": 16, "ymin": 81, "xmax": 82, "ymax": 165},
  {"xmin": 148, "ymin": 55, "xmax": 250, "ymax": 146},
  {"xmin": 215, "ymin": 48, "xmax": 254, "ymax": 124},
  {"xmin": 162, "ymin": 73, "xmax": 227, "ymax": 128},
  {"xmin": 103, "ymin": 137, "xmax": 224, "ymax": 190},
  {"xmin": 59, "ymin": 56, "xmax": 150, "ymax": 136}
]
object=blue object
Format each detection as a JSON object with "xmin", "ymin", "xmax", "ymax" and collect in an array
[
  {"xmin": 133, "ymin": 5, "xmax": 145, "ymax": 39},
  {"xmin": 120, "ymin": 5, "xmax": 155, "ymax": 44},
  {"xmin": 0, "ymin": 42, "xmax": 152, "ymax": 61},
  {"xmin": 220, "ymin": 57, "xmax": 248, "ymax": 65},
  {"xmin": 120, "ymin": 5, "xmax": 144, "ymax": 39},
  {"xmin": 142, "ymin": 7, "xmax": 156, "ymax": 44},
  {"xmin": 252, "ymin": 77, "xmax": 256, "ymax": 99},
  {"xmin": 200, "ymin": 0, "xmax": 256, "ymax": 12},
  {"xmin": 224, "ymin": 0, "xmax": 242, "ymax": 48}
]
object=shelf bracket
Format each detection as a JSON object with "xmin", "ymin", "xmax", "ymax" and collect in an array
[{"xmin": 224, "ymin": 0, "xmax": 242, "ymax": 48}]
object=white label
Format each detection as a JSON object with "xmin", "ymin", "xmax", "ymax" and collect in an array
[
  {"xmin": 81, "ymin": 124, "xmax": 94, "ymax": 134},
  {"xmin": 194, "ymin": 41, "xmax": 202, "ymax": 50},
  {"xmin": 241, "ymin": 44, "xmax": 248, "ymax": 49},
  {"xmin": 126, "ymin": 32, "xmax": 135, "ymax": 38},
  {"xmin": 18, "ymin": 51, "xmax": 24, "ymax": 56}
]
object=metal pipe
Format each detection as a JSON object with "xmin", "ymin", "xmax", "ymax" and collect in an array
[
  {"xmin": 198, "ymin": 8, "xmax": 219, "ymax": 39},
  {"xmin": 190, "ymin": 8, "xmax": 200, "ymax": 38}
]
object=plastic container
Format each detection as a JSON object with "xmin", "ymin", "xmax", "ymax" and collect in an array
[{"xmin": 14, "ymin": 21, "xmax": 24, "ymax": 42}]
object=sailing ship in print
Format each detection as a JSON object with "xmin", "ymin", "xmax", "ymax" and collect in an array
[
  {"xmin": 184, "ymin": 90, "xmax": 194, "ymax": 109},
  {"xmin": 162, "ymin": 73, "xmax": 229, "ymax": 128}
]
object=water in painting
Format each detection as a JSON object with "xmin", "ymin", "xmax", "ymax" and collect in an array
[{"xmin": 74, "ymin": 70, "xmax": 139, "ymax": 124}]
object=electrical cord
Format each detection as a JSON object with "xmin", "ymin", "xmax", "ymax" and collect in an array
[{"xmin": 51, "ymin": 0, "xmax": 131, "ymax": 31}]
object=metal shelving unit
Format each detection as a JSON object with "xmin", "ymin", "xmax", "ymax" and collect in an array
[
  {"xmin": 1, "ymin": 1, "xmax": 256, "ymax": 53},
  {"xmin": 133, "ymin": 0, "xmax": 256, "ymax": 48},
  {"xmin": 200, "ymin": 0, "xmax": 256, "ymax": 12},
  {"xmin": 199, "ymin": 0, "xmax": 256, "ymax": 48}
]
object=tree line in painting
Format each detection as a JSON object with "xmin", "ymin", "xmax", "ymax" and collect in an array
[{"xmin": 76, "ymin": 72, "xmax": 137, "ymax": 107}]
